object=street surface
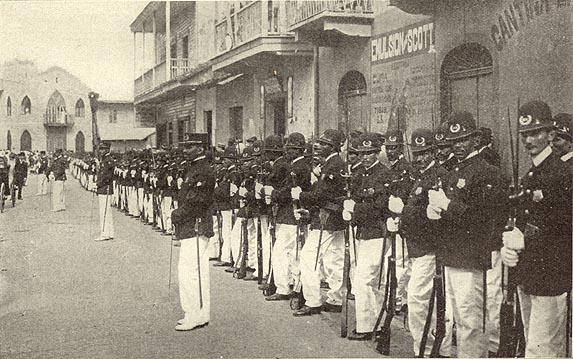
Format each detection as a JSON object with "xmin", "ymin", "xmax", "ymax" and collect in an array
[{"xmin": 0, "ymin": 173, "xmax": 412, "ymax": 358}]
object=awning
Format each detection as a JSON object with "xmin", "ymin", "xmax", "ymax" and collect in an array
[
  {"xmin": 100, "ymin": 126, "xmax": 155, "ymax": 141},
  {"xmin": 217, "ymin": 73, "xmax": 244, "ymax": 86}
]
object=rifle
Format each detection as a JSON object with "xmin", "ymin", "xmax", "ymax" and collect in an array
[
  {"xmin": 290, "ymin": 170, "xmax": 306, "ymax": 310},
  {"xmin": 430, "ymin": 260, "xmax": 446, "ymax": 357},
  {"xmin": 375, "ymin": 226, "xmax": 397, "ymax": 355},
  {"xmin": 216, "ymin": 209, "xmax": 223, "ymax": 262},
  {"xmin": 262, "ymin": 203, "xmax": 278, "ymax": 296},
  {"xmin": 256, "ymin": 153, "xmax": 265, "ymax": 284},
  {"xmin": 340, "ymin": 97, "xmax": 352, "ymax": 338},
  {"xmin": 195, "ymin": 218, "xmax": 203, "ymax": 308},
  {"xmin": 497, "ymin": 105, "xmax": 526, "ymax": 358}
]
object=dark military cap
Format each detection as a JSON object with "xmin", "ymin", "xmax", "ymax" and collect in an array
[
  {"xmin": 317, "ymin": 129, "xmax": 344, "ymax": 149},
  {"xmin": 241, "ymin": 146, "xmax": 254, "ymax": 161},
  {"xmin": 251, "ymin": 140, "xmax": 264, "ymax": 156},
  {"xmin": 222, "ymin": 146, "xmax": 238, "ymax": 159},
  {"xmin": 180, "ymin": 132, "xmax": 209, "ymax": 147},
  {"xmin": 384, "ymin": 130, "xmax": 404, "ymax": 146},
  {"xmin": 434, "ymin": 123, "xmax": 452, "ymax": 147},
  {"xmin": 518, "ymin": 101, "xmax": 553, "ymax": 133},
  {"xmin": 356, "ymin": 132, "xmax": 382, "ymax": 153},
  {"xmin": 348, "ymin": 137, "xmax": 361, "ymax": 154},
  {"xmin": 553, "ymin": 113, "xmax": 572, "ymax": 140},
  {"xmin": 445, "ymin": 112, "xmax": 480, "ymax": 141},
  {"xmin": 264, "ymin": 135, "xmax": 284, "ymax": 152},
  {"xmin": 246, "ymin": 136, "xmax": 258, "ymax": 144},
  {"xmin": 303, "ymin": 142, "xmax": 314, "ymax": 157},
  {"xmin": 409, "ymin": 128, "xmax": 434, "ymax": 153},
  {"xmin": 285, "ymin": 132, "xmax": 306, "ymax": 149}
]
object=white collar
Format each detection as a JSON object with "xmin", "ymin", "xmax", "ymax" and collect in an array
[
  {"xmin": 478, "ymin": 144, "xmax": 492, "ymax": 153},
  {"xmin": 420, "ymin": 160, "xmax": 435, "ymax": 174},
  {"xmin": 561, "ymin": 151, "xmax": 573, "ymax": 162},
  {"xmin": 325, "ymin": 153, "xmax": 338, "ymax": 162},
  {"xmin": 193, "ymin": 155, "xmax": 206, "ymax": 163},
  {"xmin": 365, "ymin": 160, "xmax": 380, "ymax": 171},
  {"xmin": 439, "ymin": 152, "xmax": 454, "ymax": 165},
  {"xmin": 531, "ymin": 145, "xmax": 552, "ymax": 167},
  {"xmin": 460, "ymin": 150, "xmax": 479, "ymax": 163},
  {"xmin": 352, "ymin": 161, "xmax": 363, "ymax": 170},
  {"xmin": 390, "ymin": 154, "xmax": 404, "ymax": 166},
  {"xmin": 292, "ymin": 156, "xmax": 305, "ymax": 165}
]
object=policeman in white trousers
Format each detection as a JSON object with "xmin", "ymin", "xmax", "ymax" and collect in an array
[
  {"xmin": 50, "ymin": 149, "xmax": 67, "ymax": 212},
  {"xmin": 94, "ymin": 143, "xmax": 114, "ymax": 241},
  {"xmin": 36, "ymin": 151, "xmax": 49, "ymax": 195},
  {"xmin": 171, "ymin": 133, "xmax": 215, "ymax": 331}
]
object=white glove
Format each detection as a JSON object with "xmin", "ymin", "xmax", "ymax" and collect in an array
[
  {"xmin": 500, "ymin": 246, "xmax": 520, "ymax": 267},
  {"xmin": 342, "ymin": 210, "xmax": 353, "ymax": 222},
  {"xmin": 294, "ymin": 208, "xmax": 309, "ymax": 221},
  {"xmin": 428, "ymin": 188, "xmax": 451, "ymax": 211},
  {"xmin": 388, "ymin": 195, "xmax": 404, "ymax": 214},
  {"xmin": 310, "ymin": 172, "xmax": 319, "ymax": 185},
  {"xmin": 343, "ymin": 199, "xmax": 356, "ymax": 212},
  {"xmin": 255, "ymin": 182, "xmax": 263, "ymax": 198},
  {"xmin": 230, "ymin": 183, "xmax": 238, "ymax": 196},
  {"xmin": 291, "ymin": 186, "xmax": 302, "ymax": 200},
  {"xmin": 502, "ymin": 227, "xmax": 525, "ymax": 251},
  {"xmin": 238, "ymin": 186, "xmax": 248, "ymax": 197},
  {"xmin": 177, "ymin": 177, "xmax": 183, "ymax": 190},
  {"xmin": 167, "ymin": 175, "xmax": 173, "ymax": 186},
  {"xmin": 426, "ymin": 204, "xmax": 442, "ymax": 220},
  {"xmin": 386, "ymin": 217, "xmax": 400, "ymax": 232},
  {"xmin": 49, "ymin": 172, "xmax": 55, "ymax": 181}
]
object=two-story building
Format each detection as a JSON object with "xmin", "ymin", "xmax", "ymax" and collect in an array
[
  {"xmin": 97, "ymin": 99, "xmax": 156, "ymax": 152},
  {"xmin": 0, "ymin": 59, "xmax": 93, "ymax": 153},
  {"xmin": 131, "ymin": 0, "xmax": 572, "ymax": 177}
]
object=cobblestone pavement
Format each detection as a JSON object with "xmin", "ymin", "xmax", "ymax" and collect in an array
[{"xmin": 0, "ymin": 173, "xmax": 412, "ymax": 359}]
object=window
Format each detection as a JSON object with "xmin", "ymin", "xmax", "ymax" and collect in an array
[
  {"xmin": 75, "ymin": 99, "xmax": 85, "ymax": 117},
  {"xmin": 177, "ymin": 117, "xmax": 189, "ymax": 145},
  {"xmin": 21, "ymin": 96, "xmax": 31, "ymax": 114},
  {"xmin": 167, "ymin": 121, "xmax": 173, "ymax": 146},
  {"xmin": 6, "ymin": 97, "xmax": 11, "ymax": 116},
  {"xmin": 182, "ymin": 36, "xmax": 189, "ymax": 58},
  {"xmin": 109, "ymin": 109, "xmax": 117, "ymax": 123},
  {"xmin": 46, "ymin": 91, "xmax": 67, "ymax": 123}
]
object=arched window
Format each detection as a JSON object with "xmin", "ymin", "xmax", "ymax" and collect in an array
[
  {"xmin": 20, "ymin": 130, "xmax": 32, "ymax": 151},
  {"xmin": 75, "ymin": 131, "xmax": 85, "ymax": 153},
  {"xmin": 7, "ymin": 130, "xmax": 12, "ymax": 150},
  {"xmin": 6, "ymin": 97, "xmax": 11, "ymax": 116},
  {"xmin": 21, "ymin": 96, "xmax": 31, "ymax": 114},
  {"xmin": 440, "ymin": 43, "xmax": 494, "ymax": 126},
  {"xmin": 45, "ymin": 90, "xmax": 67, "ymax": 123},
  {"xmin": 338, "ymin": 70, "xmax": 368, "ymax": 132},
  {"xmin": 75, "ymin": 99, "xmax": 85, "ymax": 117}
]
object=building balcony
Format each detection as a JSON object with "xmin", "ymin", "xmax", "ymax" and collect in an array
[
  {"xmin": 388, "ymin": 0, "xmax": 439, "ymax": 15},
  {"xmin": 134, "ymin": 61, "xmax": 169, "ymax": 98},
  {"xmin": 287, "ymin": 0, "xmax": 374, "ymax": 43},
  {"xmin": 44, "ymin": 113, "xmax": 74, "ymax": 127},
  {"xmin": 214, "ymin": 0, "xmax": 292, "ymax": 56}
]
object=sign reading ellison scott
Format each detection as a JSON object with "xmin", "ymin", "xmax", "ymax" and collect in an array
[{"xmin": 371, "ymin": 21, "xmax": 434, "ymax": 64}]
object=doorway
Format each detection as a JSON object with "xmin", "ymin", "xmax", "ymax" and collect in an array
[
  {"xmin": 271, "ymin": 98, "xmax": 286, "ymax": 137},
  {"xmin": 204, "ymin": 110, "xmax": 213, "ymax": 147},
  {"xmin": 229, "ymin": 106, "xmax": 243, "ymax": 141},
  {"xmin": 338, "ymin": 71, "xmax": 368, "ymax": 133}
]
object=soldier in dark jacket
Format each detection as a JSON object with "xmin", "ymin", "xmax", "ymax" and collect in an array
[
  {"xmin": 400, "ymin": 129, "xmax": 453, "ymax": 356},
  {"xmin": 427, "ymin": 112, "xmax": 507, "ymax": 357},
  {"xmin": 265, "ymin": 133, "xmax": 311, "ymax": 301},
  {"xmin": 36, "ymin": 151, "xmax": 49, "ymax": 195},
  {"xmin": 95, "ymin": 143, "xmax": 115, "ymax": 241},
  {"xmin": 291, "ymin": 129, "xmax": 347, "ymax": 316},
  {"xmin": 501, "ymin": 101, "xmax": 572, "ymax": 357},
  {"xmin": 14, "ymin": 152, "xmax": 28, "ymax": 200},
  {"xmin": 171, "ymin": 133, "xmax": 215, "ymax": 331},
  {"xmin": 342, "ymin": 132, "xmax": 393, "ymax": 340},
  {"xmin": 49, "ymin": 149, "xmax": 68, "ymax": 212},
  {"xmin": 551, "ymin": 112, "xmax": 573, "ymax": 165}
]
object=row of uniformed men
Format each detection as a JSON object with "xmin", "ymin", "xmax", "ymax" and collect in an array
[{"xmin": 70, "ymin": 101, "xmax": 572, "ymax": 357}]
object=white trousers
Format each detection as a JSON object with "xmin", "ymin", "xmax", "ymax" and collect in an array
[
  {"xmin": 36, "ymin": 174, "xmax": 48, "ymax": 195},
  {"xmin": 145, "ymin": 194, "xmax": 153, "ymax": 223},
  {"xmin": 354, "ymin": 238, "xmax": 386, "ymax": 333},
  {"xmin": 407, "ymin": 254, "xmax": 453, "ymax": 357},
  {"xmin": 219, "ymin": 210, "xmax": 234, "ymax": 263},
  {"xmin": 128, "ymin": 186, "xmax": 139, "ymax": 216},
  {"xmin": 257, "ymin": 215, "xmax": 271, "ymax": 278},
  {"xmin": 210, "ymin": 215, "xmax": 221, "ymax": 259},
  {"xmin": 272, "ymin": 224, "xmax": 298, "ymax": 295},
  {"xmin": 98, "ymin": 194, "xmax": 114, "ymax": 239},
  {"xmin": 446, "ymin": 266, "xmax": 488, "ymax": 358},
  {"xmin": 230, "ymin": 218, "xmax": 256, "ymax": 269},
  {"xmin": 486, "ymin": 250, "xmax": 503, "ymax": 353},
  {"xmin": 51, "ymin": 180, "xmax": 65, "ymax": 211},
  {"xmin": 137, "ymin": 188, "xmax": 144, "ymax": 216},
  {"xmin": 178, "ymin": 236, "xmax": 210, "ymax": 326},
  {"xmin": 161, "ymin": 196, "xmax": 173, "ymax": 232},
  {"xmin": 518, "ymin": 287, "xmax": 568, "ymax": 358},
  {"xmin": 300, "ymin": 229, "xmax": 344, "ymax": 307}
]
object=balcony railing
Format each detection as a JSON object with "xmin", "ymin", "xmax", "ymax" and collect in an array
[
  {"xmin": 44, "ymin": 113, "xmax": 74, "ymax": 127},
  {"xmin": 215, "ymin": 0, "xmax": 289, "ymax": 55},
  {"xmin": 288, "ymin": 0, "xmax": 373, "ymax": 27},
  {"xmin": 170, "ymin": 58, "xmax": 191, "ymax": 79},
  {"xmin": 134, "ymin": 61, "xmax": 167, "ymax": 97}
]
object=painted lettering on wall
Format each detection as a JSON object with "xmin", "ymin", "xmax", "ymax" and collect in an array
[
  {"xmin": 491, "ymin": 0, "xmax": 571, "ymax": 51},
  {"xmin": 371, "ymin": 21, "xmax": 434, "ymax": 64}
]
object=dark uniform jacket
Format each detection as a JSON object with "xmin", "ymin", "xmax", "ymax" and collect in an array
[
  {"xmin": 515, "ymin": 151, "xmax": 572, "ymax": 296},
  {"xmin": 299, "ymin": 153, "xmax": 346, "ymax": 231},
  {"xmin": 352, "ymin": 161, "xmax": 393, "ymax": 240},
  {"xmin": 478, "ymin": 146, "xmax": 501, "ymax": 167},
  {"xmin": 389, "ymin": 156, "xmax": 416, "ymax": 200},
  {"xmin": 273, "ymin": 156, "xmax": 312, "ymax": 225},
  {"xmin": 14, "ymin": 158, "xmax": 28, "ymax": 185},
  {"xmin": 96, "ymin": 154, "xmax": 114, "ymax": 195},
  {"xmin": 172, "ymin": 156, "xmax": 215, "ymax": 240},
  {"xmin": 436, "ymin": 154, "xmax": 507, "ymax": 270},
  {"xmin": 213, "ymin": 164, "xmax": 233, "ymax": 212},
  {"xmin": 401, "ymin": 162, "xmax": 449, "ymax": 258},
  {"xmin": 236, "ymin": 162, "xmax": 259, "ymax": 219},
  {"xmin": 51, "ymin": 156, "xmax": 67, "ymax": 181}
]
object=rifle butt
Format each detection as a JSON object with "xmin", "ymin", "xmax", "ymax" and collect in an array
[{"xmin": 375, "ymin": 327, "xmax": 391, "ymax": 355}]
